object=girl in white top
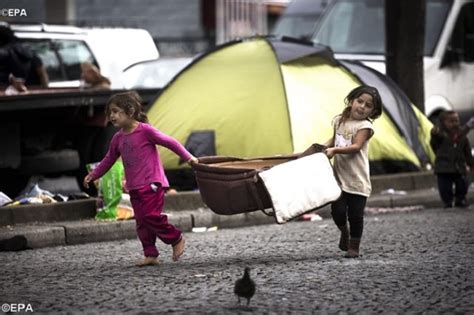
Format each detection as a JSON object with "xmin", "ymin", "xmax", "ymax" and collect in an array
[{"xmin": 325, "ymin": 85, "xmax": 383, "ymax": 258}]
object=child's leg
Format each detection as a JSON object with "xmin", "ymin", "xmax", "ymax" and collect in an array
[
  {"xmin": 172, "ymin": 237, "xmax": 185, "ymax": 261},
  {"xmin": 130, "ymin": 188, "xmax": 160, "ymax": 260},
  {"xmin": 453, "ymin": 174, "xmax": 470, "ymax": 207},
  {"xmin": 331, "ymin": 192, "xmax": 348, "ymax": 226},
  {"xmin": 135, "ymin": 256, "xmax": 159, "ymax": 267},
  {"xmin": 437, "ymin": 174, "xmax": 454, "ymax": 207},
  {"xmin": 139, "ymin": 184, "xmax": 184, "ymax": 259},
  {"xmin": 331, "ymin": 193, "xmax": 349, "ymax": 251},
  {"xmin": 136, "ymin": 222, "xmax": 159, "ymax": 258},
  {"xmin": 346, "ymin": 193, "xmax": 367, "ymax": 258},
  {"xmin": 346, "ymin": 193, "xmax": 366, "ymax": 239}
]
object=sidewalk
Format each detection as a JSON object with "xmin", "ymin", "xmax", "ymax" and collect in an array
[{"xmin": 1, "ymin": 171, "xmax": 473, "ymax": 249}]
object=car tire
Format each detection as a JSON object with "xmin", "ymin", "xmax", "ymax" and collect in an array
[{"xmin": 20, "ymin": 149, "xmax": 80, "ymax": 175}]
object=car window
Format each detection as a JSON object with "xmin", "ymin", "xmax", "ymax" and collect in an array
[
  {"xmin": 450, "ymin": 2, "xmax": 474, "ymax": 62},
  {"xmin": 272, "ymin": 15, "xmax": 323, "ymax": 39},
  {"xmin": 21, "ymin": 39, "xmax": 65, "ymax": 82},
  {"xmin": 122, "ymin": 58, "xmax": 192, "ymax": 89},
  {"xmin": 312, "ymin": 0, "xmax": 452, "ymax": 56},
  {"xmin": 313, "ymin": 0, "xmax": 385, "ymax": 54},
  {"xmin": 54, "ymin": 40, "xmax": 96, "ymax": 80}
]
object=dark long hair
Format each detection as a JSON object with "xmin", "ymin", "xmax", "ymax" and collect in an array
[
  {"xmin": 337, "ymin": 85, "xmax": 383, "ymax": 128},
  {"xmin": 438, "ymin": 110, "xmax": 457, "ymax": 130},
  {"xmin": 105, "ymin": 91, "xmax": 148, "ymax": 123}
]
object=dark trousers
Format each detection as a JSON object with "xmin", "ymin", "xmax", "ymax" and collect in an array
[
  {"xmin": 436, "ymin": 173, "xmax": 469, "ymax": 206},
  {"xmin": 331, "ymin": 191, "xmax": 367, "ymax": 239}
]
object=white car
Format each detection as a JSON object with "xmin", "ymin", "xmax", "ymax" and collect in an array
[
  {"xmin": 312, "ymin": 0, "xmax": 474, "ymax": 124},
  {"xmin": 122, "ymin": 57, "xmax": 193, "ymax": 89},
  {"xmin": 11, "ymin": 23, "xmax": 96, "ymax": 88},
  {"xmin": 10, "ymin": 23, "xmax": 159, "ymax": 89}
]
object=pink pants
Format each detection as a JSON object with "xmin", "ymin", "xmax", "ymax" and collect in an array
[{"xmin": 129, "ymin": 183, "xmax": 182, "ymax": 257}]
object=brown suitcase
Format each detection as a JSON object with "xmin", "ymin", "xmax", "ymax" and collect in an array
[{"xmin": 191, "ymin": 144, "xmax": 328, "ymax": 216}]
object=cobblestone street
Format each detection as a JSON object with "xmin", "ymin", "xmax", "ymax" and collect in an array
[{"xmin": 1, "ymin": 207, "xmax": 473, "ymax": 314}]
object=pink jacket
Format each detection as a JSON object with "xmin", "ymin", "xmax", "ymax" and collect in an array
[{"xmin": 89, "ymin": 123, "xmax": 192, "ymax": 190}]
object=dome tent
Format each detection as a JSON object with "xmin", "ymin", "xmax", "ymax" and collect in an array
[{"xmin": 147, "ymin": 36, "xmax": 434, "ymax": 180}]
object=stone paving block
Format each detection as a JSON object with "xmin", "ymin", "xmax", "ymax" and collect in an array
[
  {"xmin": 212, "ymin": 211, "xmax": 275, "ymax": 229},
  {"xmin": 189, "ymin": 208, "xmax": 275, "ymax": 229},
  {"xmin": 315, "ymin": 204, "xmax": 332, "ymax": 219},
  {"xmin": 0, "ymin": 207, "xmax": 13, "ymax": 226},
  {"xmin": 190, "ymin": 208, "xmax": 214, "ymax": 227},
  {"xmin": 62, "ymin": 220, "xmax": 136, "ymax": 245},
  {"xmin": 412, "ymin": 173, "xmax": 437, "ymax": 190},
  {"xmin": 390, "ymin": 189, "xmax": 439, "ymax": 208},
  {"xmin": 371, "ymin": 173, "xmax": 415, "ymax": 194},
  {"xmin": 367, "ymin": 196, "xmax": 394, "ymax": 208},
  {"xmin": 164, "ymin": 192, "xmax": 206, "ymax": 211},
  {"xmin": 7, "ymin": 199, "xmax": 97, "ymax": 225},
  {"xmin": 2, "ymin": 207, "xmax": 473, "ymax": 313},
  {"xmin": 165, "ymin": 211, "xmax": 193, "ymax": 232},
  {"xmin": 0, "ymin": 225, "xmax": 65, "ymax": 248}
]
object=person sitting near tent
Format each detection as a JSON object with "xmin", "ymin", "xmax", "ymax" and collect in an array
[
  {"xmin": 430, "ymin": 111, "xmax": 473, "ymax": 208},
  {"xmin": 80, "ymin": 62, "xmax": 111, "ymax": 90},
  {"xmin": 324, "ymin": 85, "xmax": 383, "ymax": 258},
  {"xmin": 0, "ymin": 24, "xmax": 49, "ymax": 89}
]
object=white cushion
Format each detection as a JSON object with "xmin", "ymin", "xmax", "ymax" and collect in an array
[{"xmin": 258, "ymin": 153, "xmax": 341, "ymax": 224}]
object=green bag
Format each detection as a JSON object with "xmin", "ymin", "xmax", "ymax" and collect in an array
[{"xmin": 87, "ymin": 161, "xmax": 124, "ymax": 220}]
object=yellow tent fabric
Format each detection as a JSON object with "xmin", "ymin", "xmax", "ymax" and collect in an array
[
  {"xmin": 148, "ymin": 39, "xmax": 293, "ymax": 168},
  {"xmin": 281, "ymin": 56, "xmax": 357, "ymax": 151},
  {"xmin": 281, "ymin": 56, "xmax": 422, "ymax": 167},
  {"xmin": 147, "ymin": 37, "xmax": 432, "ymax": 171}
]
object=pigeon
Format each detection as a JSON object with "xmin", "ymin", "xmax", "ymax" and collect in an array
[{"xmin": 234, "ymin": 267, "xmax": 256, "ymax": 306}]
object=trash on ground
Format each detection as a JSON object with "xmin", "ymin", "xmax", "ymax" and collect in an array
[
  {"xmin": 366, "ymin": 205, "xmax": 424, "ymax": 214},
  {"xmin": 6, "ymin": 197, "xmax": 44, "ymax": 207},
  {"xmin": 300, "ymin": 213, "xmax": 323, "ymax": 221},
  {"xmin": 380, "ymin": 188, "xmax": 407, "ymax": 195},
  {"xmin": 87, "ymin": 161, "xmax": 125, "ymax": 220},
  {"xmin": 24, "ymin": 184, "xmax": 54, "ymax": 198},
  {"xmin": 192, "ymin": 226, "xmax": 218, "ymax": 233},
  {"xmin": 0, "ymin": 192, "xmax": 12, "ymax": 206},
  {"xmin": 21, "ymin": 176, "xmax": 82, "ymax": 196},
  {"xmin": 116, "ymin": 193, "xmax": 134, "ymax": 220}
]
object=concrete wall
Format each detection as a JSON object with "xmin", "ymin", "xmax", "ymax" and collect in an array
[
  {"xmin": 1, "ymin": 0, "xmax": 46, "ymax": 22},
  {"xmin": 73, "ymin": 0, "xmax": 208, "ymax": 55},
  {"xmin": 3, "ymin": 0, "xmax": 209, "ymax": 56}
]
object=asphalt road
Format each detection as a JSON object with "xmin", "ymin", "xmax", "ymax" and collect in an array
[{"xmin": 1, "ymin": 207, "xmax": 473, "ymax": 314}]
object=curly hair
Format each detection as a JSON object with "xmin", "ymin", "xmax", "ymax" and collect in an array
[{"xmin": 105, "ymin": 91, "xmax": 148, "ymax": 123}]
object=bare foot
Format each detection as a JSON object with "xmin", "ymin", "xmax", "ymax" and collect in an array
[
  {"xmin": 135, "ymin": 257, "xmax": 159, "ymax": 267},
  {"xmin": 172, "ymin": 238, "xmax": 185, "ymax": 261}
]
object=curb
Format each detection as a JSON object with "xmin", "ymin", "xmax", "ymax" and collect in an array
[
  {"xmin": 1, "ymin": 183, "xmax": 473, "ymax": 251},
  {"xmin": 0, "ymin": 208, "xmax": 276, "ymax": 249},
  {"xmin": 0, "ymin": 199, "xmax": 97, "ymax": 226}
]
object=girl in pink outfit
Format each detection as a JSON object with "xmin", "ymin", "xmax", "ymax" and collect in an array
[{"xmin": 83, "ymin": 91, "xmax": 197, "ymax": 267}]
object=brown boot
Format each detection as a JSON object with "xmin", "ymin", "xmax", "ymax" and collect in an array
[
  {"xmin": 344, "ymin": 238, "xmax": 360, "ymax": 258},
  {"xmin": 337, "ymin": 225, "xmax": 349, "ymax": 251}
]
